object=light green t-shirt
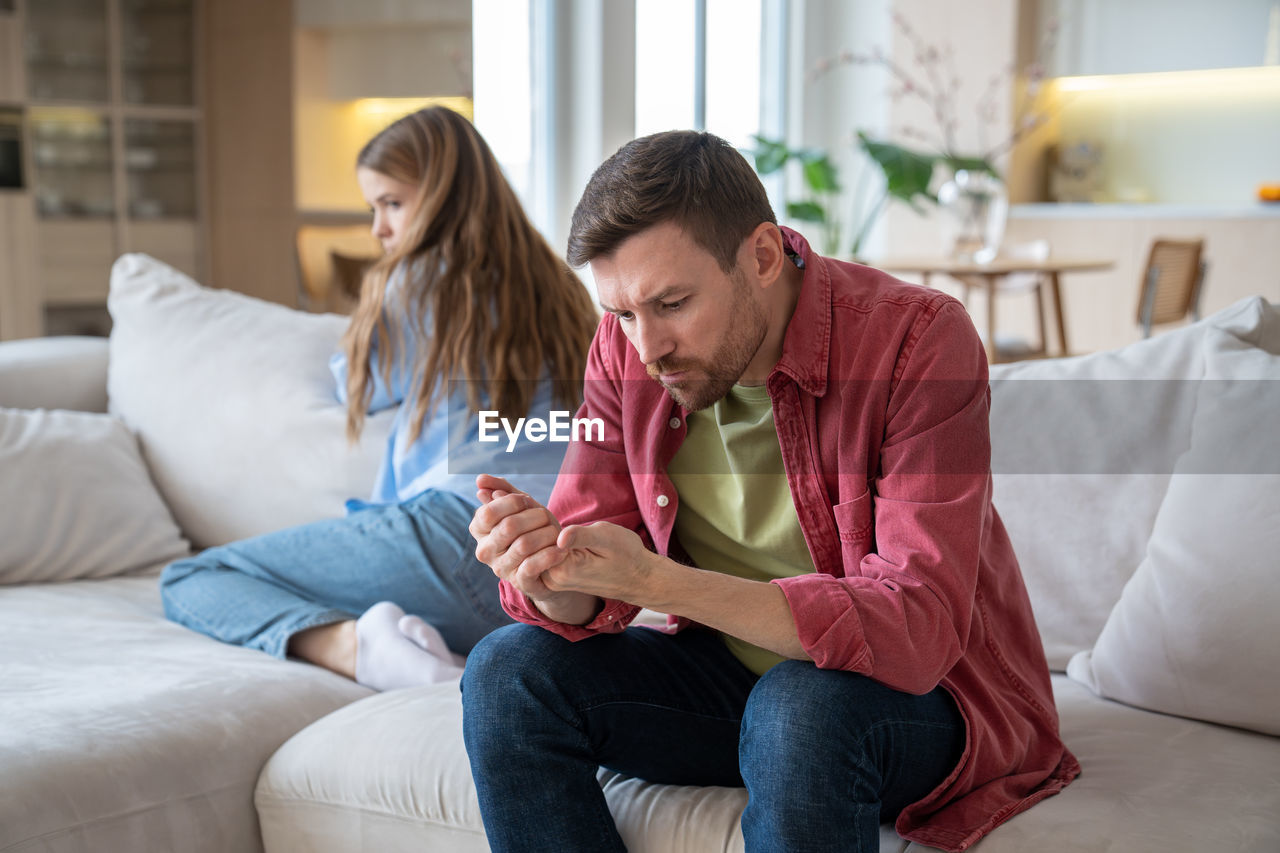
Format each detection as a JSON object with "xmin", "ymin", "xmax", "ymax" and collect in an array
[{"xmin": 666, "ymin": 383, "xmax": 815, "ymax": 675}]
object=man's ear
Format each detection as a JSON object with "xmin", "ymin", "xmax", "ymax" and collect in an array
[{"xmin": 747, "ymin": 222, "xmax": 786, "ymax": 288}]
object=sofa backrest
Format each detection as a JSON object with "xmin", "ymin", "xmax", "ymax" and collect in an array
[{"xmin": 0, "ymin": 336, "xmax": 109, "ymax": 413}]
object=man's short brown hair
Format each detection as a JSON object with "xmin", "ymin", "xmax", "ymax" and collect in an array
[{"xmin": 567, "ymin": 130, "xmax": 777, "ymax": 273}]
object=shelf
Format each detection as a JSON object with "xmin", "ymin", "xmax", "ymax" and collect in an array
[
  {"xmin": 129, "ymin": 207, "xmax": 196, "ymax": 218},
  {"xmin": 26, "ymin": 102, "xmax": 112, "ymax": 115},
  {"xmin": 122, "ymin": 0, "xmax": 192, "ymax": 12},
  {"xmin": 1, "ymin": 0, "xmax": 202, "ymax": 341},
  {"xmin": 126, "ymin": 164, "xmax": 194, "ymax": 173},
  {"xmin": 119, "ymin": 105, "xmax": 199, "ymax": 120},
  {"xmin": 122, "ymin": 61, "xmax": 193, "ymax": 73},
  {"xmin": 25, "ymin": 57, "xmax": 110, "ymax": 71},
  {"xmin": 36, "ymin": 211, "xmax": 115, "ymax": 219},
  {"xmin": 34, "ymin": 162, "xmax": 114, "ymax": 171},
  {"xmin": 127, "ymin": 214, "xmax": 197, "ymax": 223}
]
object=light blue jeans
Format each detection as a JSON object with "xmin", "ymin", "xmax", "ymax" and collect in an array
[{"xmin": 160, "ymin": 489, "xmax": 512, "ymax": 658}]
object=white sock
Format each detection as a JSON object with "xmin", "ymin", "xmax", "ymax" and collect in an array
[
  {"xmin": 354, "ymin": 602, "xmax": 464, "ymax": 691},
  {"xmin": 398, "ymin": 614, "xmax": 467, "ymax": 669}
]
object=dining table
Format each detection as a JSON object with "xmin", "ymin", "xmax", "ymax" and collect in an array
[{"xmin": 870, "ymin": 255, "xmax": 1115, "ymax": 363}]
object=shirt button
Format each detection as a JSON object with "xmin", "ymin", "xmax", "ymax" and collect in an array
[
  {"xmin": 668, "ymin": 417, "xmax": 681, "ymax": 429},
  {"xmin": 656, "ymin": 494, "xmax": 670, "ymax": 508},
  {"xmin": 606, "ymin": 614, "xmax": 614, "ymax": 621}
]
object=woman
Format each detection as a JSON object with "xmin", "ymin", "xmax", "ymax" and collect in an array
[{"xmin": 160, "ymin": 107, "xmax": 598, "ymax": 690}]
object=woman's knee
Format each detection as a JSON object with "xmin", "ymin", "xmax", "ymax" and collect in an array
[
  {"xmin": 157, "ymin": 548, "xmax": 242, "ymax": 623},
  {"xmin": 160, "ymin": 554, "xmax": 201, "ymax": 588}
]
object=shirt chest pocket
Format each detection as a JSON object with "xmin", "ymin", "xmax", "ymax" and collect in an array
[{"xmin": 832, "ymin": 488, "xmax": 874, "ymax": 544}]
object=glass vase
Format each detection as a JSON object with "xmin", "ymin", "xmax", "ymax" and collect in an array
[{"xmin": 937, "ymin": 169, "xmax": 1008, "ymax": 263}]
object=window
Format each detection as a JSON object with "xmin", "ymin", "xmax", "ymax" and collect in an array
[
  {"xmin": 634, "ymin": 0, "xmax": 764, "ymax": 149},
  {"xmin": 473, "ymin": 0, "xmax": 534, "ymax": 206},
  {"xmin": 473, "ymin": 0, "xmax": 784, "ymax": 256},
  {"xmin": 634, "ymin": 0, "xmax": 697, "ymax": 135},
  {"xmin": 705, "ymin": 0, "xmax": 763, "ymax": 149}
]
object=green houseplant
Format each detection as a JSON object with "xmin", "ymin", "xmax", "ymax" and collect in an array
[
  {"xmin": 747, "ymin": 131, "xmax": 947, "ymax": 260},
  {"xmin": 746, "ymin": 136, "xmax": 842, "ymax": 255}
]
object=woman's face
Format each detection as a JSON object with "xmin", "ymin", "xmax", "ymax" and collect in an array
[{"xmin": 357, "ymin": 167, "xmax": 419, "ymax": 254}]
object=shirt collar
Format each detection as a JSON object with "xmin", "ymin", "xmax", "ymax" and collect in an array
[{"xmin": 771, "ymin": 227, "xmax": 831, "ymax": 398}]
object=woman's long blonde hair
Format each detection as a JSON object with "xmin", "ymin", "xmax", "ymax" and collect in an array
[{"xmin": 342, "ymin": 106, "xmax": 598, "ymax": 442}]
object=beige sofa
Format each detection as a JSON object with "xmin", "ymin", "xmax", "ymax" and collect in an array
[{"xmin": 2, "ymin": 254, "xmax": 1277, "ymax": 853}]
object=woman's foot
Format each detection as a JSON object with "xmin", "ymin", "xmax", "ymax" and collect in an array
[
  {"xmin": 398, "ymin": 612, "xmax": 466, "ymax": 669},
  {"xmin": 353, "ymin": 601, "xmax": 464, "ymax": 690}
]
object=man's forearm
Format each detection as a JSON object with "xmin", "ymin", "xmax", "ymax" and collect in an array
[{"xmin": 638, "ymin": 556, "xmax": 810, "ymax": 661}]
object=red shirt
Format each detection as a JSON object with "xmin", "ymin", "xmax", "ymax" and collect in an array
[{"xmin": 500, "ymin": 228, "xmax": 1079, "ymax": 851}]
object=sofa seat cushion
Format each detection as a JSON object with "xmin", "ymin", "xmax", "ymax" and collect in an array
[
  {"xmin": 0, "ymin": 575, "xmax": 370, "ymax": 853},
  {"xmin": 254, "ymin": 674, "xmax": 1280, "ymax": 853},
  {"xmin": 948, "ymin": 676, "xmax": 1280, "ymax": 852},
  {"xmin": 256, "ymin": 681, "xmax": 906, "ymax": 853}
]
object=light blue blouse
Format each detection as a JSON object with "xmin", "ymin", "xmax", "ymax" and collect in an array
[{"xmin": 330, "ymin": 273, "xmax": 566, "ymax": 509}]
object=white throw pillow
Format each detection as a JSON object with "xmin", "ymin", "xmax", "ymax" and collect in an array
[
  {"xmin": 1067, "ymin": 307, "xmax": 1280, "ymax": 736},
  {"xmin": 107, "ymin": 254, "xmax": 391, "ymax": 550},
  {"xmin": 0, "ymin": 407, "xmax": 191, "ymax": 584},
  {"xmin": 987, "ymin": 298, "xmax": 1272, "ymax": 669}
]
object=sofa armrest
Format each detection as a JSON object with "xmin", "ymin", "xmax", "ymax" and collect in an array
[{"xmin": 0, "ymin": 336, "xmax": 110, "ymax": 412}]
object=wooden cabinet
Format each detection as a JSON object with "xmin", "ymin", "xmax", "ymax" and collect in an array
[
  {"xmin": 0, "ymin": 192, "xmax": 39, "ymax": 340},
  {"xmin": 1041, "ymin": 0, "xmax": 1279, "ymax": 77},
  {"xmin": 0, "ymin": 0, "xmax": 205, "ymax": 340},
  {"xmin": 0, "ymin": 2, "xmax": 24, "ymax": 103}
]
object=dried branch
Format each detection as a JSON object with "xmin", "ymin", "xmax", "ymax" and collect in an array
[{"xmin": 811, "ymin": 12, "xmax": 1060, "ymax": 166}]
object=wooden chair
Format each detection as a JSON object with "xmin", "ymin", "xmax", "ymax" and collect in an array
[
  {"xmin": 1137, "ymin": 239, "xmax": 1207, "ymax": 338},
  {"xmin": 295, "ymin": 224, "xmax": 381, "ymax": 314}
]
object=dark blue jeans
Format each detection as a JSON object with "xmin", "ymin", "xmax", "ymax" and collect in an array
[{"xmin": 461, "ymin": 623, "xmax": 966, "ymax": 852}]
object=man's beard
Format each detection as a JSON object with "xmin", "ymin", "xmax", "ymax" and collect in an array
[{"xmin": 646, "ymin": 282, "xmax": 768, "ymax": 411}]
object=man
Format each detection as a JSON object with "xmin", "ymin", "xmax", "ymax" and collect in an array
[{"xmin": 462, "ymin": 131, "xmax": 1077, "ymax": 853}]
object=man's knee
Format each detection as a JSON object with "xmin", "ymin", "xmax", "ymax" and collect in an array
[
  {"xmin": 740, "ymin": 662, "xmax": 854, "ymax": 771},
  {"xmin": 462, "ymin": 623, "xmax": 565, "ymax": 700},
  {"xmin": 461, "ymin": 623, "xmax": 582, "ymax": 765},
  {"xmin": 740, "ymin": 663, "xmax": 963, "ymax": 804}
]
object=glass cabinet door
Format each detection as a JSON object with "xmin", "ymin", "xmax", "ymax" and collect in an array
[
  {"xmin": 124, "ymin": 118, "xmax": 195, "ymax": 219},
  {"xmin": 28, "ymin": 108, "xmax": 114, "ymax": 218},
  {"xmin": 25, "ymin": 0, "xmax": 109, "ymax": 103},
  {"xmin": 121, "ymin": 0, "xmax": 195, "ymax": 106}
]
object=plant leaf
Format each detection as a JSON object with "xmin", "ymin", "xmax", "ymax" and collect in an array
[
  {"xmin": 747, "ymin": 135, "xmax": 790, "ymax": 175},
  {"xmin": 786, "ymin": 201, "xmax": 827, "ymax": 223},
  {"xmin": 942, "ymin": 154, "xmax": 998, "ymax": 177},
  {"xmin": 857, "ymin": 131, "xmax": 939, "ymax": 206},
  {"xmin": 802, "ymin": 155, "xmax": 840, "ymax": 193}
]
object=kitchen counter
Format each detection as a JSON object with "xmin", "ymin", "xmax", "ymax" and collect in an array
[{"xmin": 1012, "ymin": 203, "xmax": 1280, "ymax": 220}]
